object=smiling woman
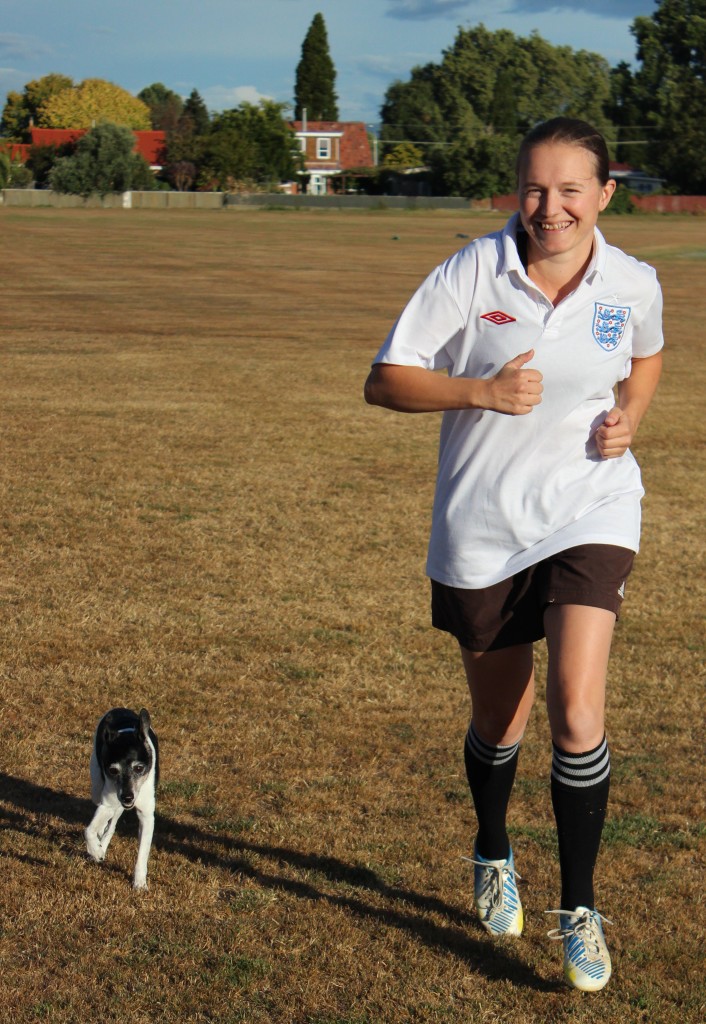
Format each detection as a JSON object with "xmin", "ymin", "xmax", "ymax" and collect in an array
[
  {"xmin": 364, "ymin": 116, "xmax": 664, "ymax": 995},
  {"xmin": 517, "ymin": 119, "xmax": 616, "ymax": 305}
]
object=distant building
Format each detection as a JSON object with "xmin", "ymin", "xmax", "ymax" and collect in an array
[
  {"xmin": 289, "ymin": 119, "xmax": 374, "ymax": 194},
  {"xmin": 2, "ymin": 127, "xmax": 167, "ymax": 171},
  {"xmin": 608, "ymin": 162, "xmax": 664, "ymax": 195},
  {"xmin": 382, "ymin": 165, "xmax": 433, "ymax": 197}
]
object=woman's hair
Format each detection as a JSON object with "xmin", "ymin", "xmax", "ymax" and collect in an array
[{"xmin": 517, "ymin": 117, "xmax": 611, "ymax": 184}]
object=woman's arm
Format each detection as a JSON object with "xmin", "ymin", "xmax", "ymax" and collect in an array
[
  {"xmin": 595, "ymin": 351, "xmax": 663, "ymax": 459},
  {"xmin": 364, "ymin": 351, "xmax": 544, "ymax": 415}
]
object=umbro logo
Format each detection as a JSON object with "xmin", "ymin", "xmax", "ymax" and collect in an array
[{"xmin": 481, "ymin": 310, "xmax": 517, "ymax": 325}]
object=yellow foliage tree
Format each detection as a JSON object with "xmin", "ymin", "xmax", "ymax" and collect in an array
[{"xmin": 38, "ymin": 79, "xmax": 151, "ymax": 130}]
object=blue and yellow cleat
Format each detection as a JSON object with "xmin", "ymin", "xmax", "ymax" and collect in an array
[
  {"xmin": 463, "ymin": 846, "xmax": 523, "ymax": 936},
  {"xmin": 546, "ymin": 906, "xmax": 612, "ymax": 992}
]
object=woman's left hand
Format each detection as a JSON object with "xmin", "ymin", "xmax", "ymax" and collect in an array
[{"xmin": 596, "ymin": 406, "xmax": 634, "ymax": 459}]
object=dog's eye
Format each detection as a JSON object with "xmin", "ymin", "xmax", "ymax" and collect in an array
[
  {"xmin": 107, "ymin": 765, "xmax": 120, "ymax": 777},
  {"xmin": 133, "ymin": 764, "xmax": 145, "ymax": 775}
]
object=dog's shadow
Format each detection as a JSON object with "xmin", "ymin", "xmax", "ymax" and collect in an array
[{"xmin": 0, "ymin": 771, "xmax": 559, "ymax": 992}]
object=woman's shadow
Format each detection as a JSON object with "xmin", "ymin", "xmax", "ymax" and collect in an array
[{"xmin": 0, "ymin": 770, "xmax": 559, "ymax": 991}]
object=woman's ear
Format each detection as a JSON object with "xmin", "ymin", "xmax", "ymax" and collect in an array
[{"xmin": 599, "ymin": 178, "xmax": 617, "ymax": 211}]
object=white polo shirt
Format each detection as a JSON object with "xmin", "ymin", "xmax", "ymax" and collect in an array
[{"xmin": 373, "ymin": 214, "xmax": 664, "ymax": 588}]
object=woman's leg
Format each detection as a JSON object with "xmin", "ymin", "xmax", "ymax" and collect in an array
[
  {"xmin": 544, "ymin": 604, "xmax": 616, "ymax": 911},
  {"xmin": 461, "ymin": 643, "xmax": 535, "ymax": 859}
]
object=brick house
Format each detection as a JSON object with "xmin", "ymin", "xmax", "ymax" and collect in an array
[
  {"xmin": 3, "ymin": 127, "xmax": 167, "ymax": 170},
  {"xmin": 289, "ymin": 119, "xmax": 374, "ymax": 194}
]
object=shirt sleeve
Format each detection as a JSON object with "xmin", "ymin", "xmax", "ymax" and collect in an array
[
  {"xmin": 632, "ymin": 275, "xmax": 664, "ymax": 358},
  {"xmin": 372, "ymin": 260, "xmax": 466, "ymax": 372}
]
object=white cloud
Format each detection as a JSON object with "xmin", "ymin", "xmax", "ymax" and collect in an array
[
  {"xmin": 200, "ymin": 84, "xmax": 273, "ymax": 111},
  {"xmin": 0, "ymin": 32, "xmax": 53, "ymax": 62}
]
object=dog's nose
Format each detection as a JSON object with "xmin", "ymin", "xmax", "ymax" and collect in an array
[{"xmin": 121, "ymin": 797, "xmax": 135, "ymax": 808}]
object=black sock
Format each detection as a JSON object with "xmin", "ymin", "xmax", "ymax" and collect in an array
[
  {"xmin": 551, "ymin": 736, "xmax": 611, "ymax": 910},
  {"xmin": 464, "ymin": 721, "xmax": 521, "ymax": 861}
]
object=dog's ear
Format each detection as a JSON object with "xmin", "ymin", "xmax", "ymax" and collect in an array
[{"xmin": 138, "ymin": 708, "xmax": 151, "ymax": 739}]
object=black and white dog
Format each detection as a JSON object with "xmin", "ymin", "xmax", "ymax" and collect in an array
[{"xmin": 85, "ymin": 708, "xmax": 159, "ymax": 889}]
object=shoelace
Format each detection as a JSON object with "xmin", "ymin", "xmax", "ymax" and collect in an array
[
  {"xmin": 461, "ymin": 855, "xmax": 521, "ymax": 910},
  {"xmin": 545, "ymin": 908, "xmax": 612, "ymax": 954}
]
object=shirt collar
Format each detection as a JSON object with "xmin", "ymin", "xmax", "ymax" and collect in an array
[{"xmin": 501, "ymin": 212, "xmax": 607, "ymax": 282}]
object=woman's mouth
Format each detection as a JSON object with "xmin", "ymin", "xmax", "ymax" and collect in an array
[{"xmin": 537, "ymin": 220, "xmax": 573, "ymax": 232}]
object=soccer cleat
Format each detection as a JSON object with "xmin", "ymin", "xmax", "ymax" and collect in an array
[
  {"xmin": 546, "ymin": 906, "xmax": 613, "ymax": 992},
  {"xmin": 462, "ymin": 846, "xmax": 523, "ymax": 936}
]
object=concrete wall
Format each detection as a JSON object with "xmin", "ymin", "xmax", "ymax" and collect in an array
[
  {"xmin": 0, "ymin": 189, "xmax": 471, "ymax": 211},
  {"xmin": 224, "ymin": 193, "xmax": 473, "ymax": 211},
  {"xmin": 0, "ymin": 189, "xmax": 225, "ymax": 209}
]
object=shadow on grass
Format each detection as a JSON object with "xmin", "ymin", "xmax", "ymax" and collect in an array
[{"xmin": 0, "ymin": 772, "xmax": 559, "ymax": 992}]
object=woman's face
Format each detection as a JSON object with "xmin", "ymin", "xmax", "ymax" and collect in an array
[{"xmin": 518, "ymin": 142, "xmax": 615, "ymax": 265}]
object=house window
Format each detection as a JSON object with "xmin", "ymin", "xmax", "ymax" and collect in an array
[{"xmin": 317, "ymin": 137, "xmax": 331, "ymax": 159}]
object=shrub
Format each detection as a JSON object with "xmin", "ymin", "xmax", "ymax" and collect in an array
[
  {"xmin": 605, "ymin": 184, "xmax": 636, "ymax": 215},
  {"xmin": 48, "ymin": 122, "xmax": 157, "ymax": 197}
]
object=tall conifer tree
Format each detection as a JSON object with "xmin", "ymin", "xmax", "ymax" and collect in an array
[{"xmin": 294, "ymin": 13, "xmax": 339, "ymax": 121}]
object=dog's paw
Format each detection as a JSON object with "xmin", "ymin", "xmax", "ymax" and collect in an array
[
  {"xmin": 85, "ymin": 831, "xmax": 106, "ymax": 863},
  {"xmin": 133, "ymin": 874, "xmax": 148, "ymax": 891}
]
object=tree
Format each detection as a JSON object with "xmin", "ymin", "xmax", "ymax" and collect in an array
[
  {"xmin": 294, "ymin": 12, "xmax": 338, "ymax": 120},
  {"xmin": 199, "ymin": 101, "xmax": 300, "ymax": 190},
  {"xmin": 382, "ymin": 142, "xmax": 424, "ymax": 169},
  {"xmin": 605, "ymin": 62, "xmax": 648, "ymax": 165},
  {"xmin": 0, "ymin": 151, "xmax": 13, "ymax": 188},
  {"xmin": 631, "ymin": 0, "xmax": 706, "ymax": 192},
  {"xmin": 0, "ymin": 73, "xmax": 74, "ymax": 139},
  {"xmin": 138, "ymin": 82, "xmax": 184, "ymax": 131},
  {"xmin": 48, "ymin": 123, "xmax": 156, "ymax": 196},
  {"xmin": 181, "ymin": 89, "xmax": 210, "ymax": 135},
  {"xmin": 164, "ymin": 90, "xmax": 210, "ymax": 170},
  {"xmin": 379, "ymin": 24, "xmax": 614, "ymax": 197},
  {"xmin": 380, "ymin": 66, "xmax": 447, "ymax": 148},
  {"xmin": 164, "ymin": 160, "xmax": 197, "ymax": 191},
  {"xmin": 39, "ymin": 79, "xmax": 152, "ymax": 130},
  {"xmin": 27, "ymin": 140, "xmax": 77, "ymax": 188},
  {"xmin": 490, "ymin": 68, "xmax": 518, "ymax": 136}
]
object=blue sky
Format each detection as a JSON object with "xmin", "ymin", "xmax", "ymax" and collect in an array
[{"xmin": 1, "ymin": 0, "xmax": 657, "ymax": 127}]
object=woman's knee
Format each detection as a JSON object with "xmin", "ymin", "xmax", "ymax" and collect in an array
[{"xmin": 548, "ymin": 699, "xmax": 605, "ymax": 751}]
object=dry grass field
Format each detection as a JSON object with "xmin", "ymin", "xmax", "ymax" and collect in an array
[{"xmin": 0, "ymin": 205, "xmax": 703, "ymax": 1024}]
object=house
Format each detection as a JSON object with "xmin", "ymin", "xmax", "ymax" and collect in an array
[
  {"xmin": 289, "ymin": 119, "xmax": 374, "ymax": 195},
  {"xmin": 2, "ymin": 127, "xmax": 167, "ymax": 171}
]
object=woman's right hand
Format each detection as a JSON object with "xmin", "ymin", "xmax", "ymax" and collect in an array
[
  {"xmin": 364, "ymin": 354, "xmax": 543, "ymax": 415},
  {"xmin": 485, "ymin": 350, "xmax": 543, "ymax": 415}
]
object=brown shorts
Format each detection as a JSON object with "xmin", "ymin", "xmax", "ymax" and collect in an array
[{"xmin": 431, "ymin": 544, "xmax": 635, "ymax": 653}]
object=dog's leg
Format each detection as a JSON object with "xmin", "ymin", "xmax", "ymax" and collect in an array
[
  {"xmin": 89, "ymin": 748, "xmax": 104, "ymax": 805},
  {"xmin": 85, "ymin": 798, "xmax": 123, "ymax": 862},
  {"xmin": 133, "ymin": 801, "xmax": 155, "ymax": 890}
]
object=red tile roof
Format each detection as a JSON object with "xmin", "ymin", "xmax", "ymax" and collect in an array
[
  {"xmin": 0, "ymin": 142, "xmax": 30, "ymax": 162},
  {"xmin": 28, "ymin": 127, "xmax": 166, "ymax": 164}
]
